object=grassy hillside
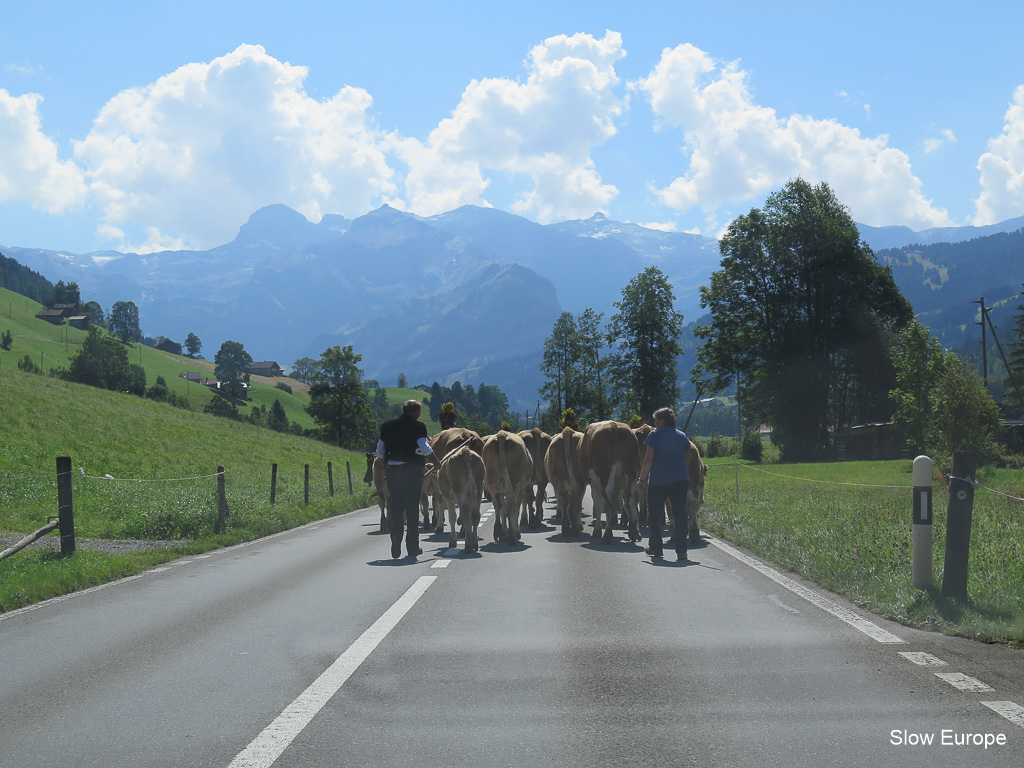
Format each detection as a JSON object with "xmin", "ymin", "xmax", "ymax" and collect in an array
[
  {"xmin": 0, "ymin": 286, "xmax": 314, "ymax": 430},
  {"xmin": 0, "ymin": 359, "xmax": 379, "ymax": 612}
]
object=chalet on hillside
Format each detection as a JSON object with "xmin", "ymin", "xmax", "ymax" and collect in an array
[
  {"xmin": 68, "ymin": 315, "xmax": 91, "ymax": 330},
  {"xmin": 35, "ymin": 309, "xmax": 66, "ymax": 325},
  {"xmin": 179, "ymin": 372, "xmax": 202, "ymax": 383},
  {"xmin": 250, "ymin": 361, "xmax": 285, "ymax": 377}
]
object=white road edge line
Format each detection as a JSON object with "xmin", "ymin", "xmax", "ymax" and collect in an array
[
  {"xmin": 708, "ymin": 537, "xmax": 905, "ymax": 644},
  {"xmin": 227, "ymin": 575, "xmax": 437, "ymax": 768}
]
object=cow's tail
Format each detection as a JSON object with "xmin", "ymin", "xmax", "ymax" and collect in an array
[{"xmin": 564, "ymin": 429, "xmax": 579, "ymax": 490}]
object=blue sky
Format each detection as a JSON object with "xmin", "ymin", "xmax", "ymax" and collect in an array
[{"xmin": 3, "ymin": 1, "xmax": 1024, "ymax": 253}]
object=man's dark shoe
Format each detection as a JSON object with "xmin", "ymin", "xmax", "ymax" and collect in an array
[
  {"xmin": 677, "ymin": 550, "xmax": 688, "ymax": 562},
  {"xmin": 391, "ymin": 540, "xmax": 401, "ymax": 559},
  {"xmin": 644, "ymin": 547, "xmax": 663, "ymax": 558}
]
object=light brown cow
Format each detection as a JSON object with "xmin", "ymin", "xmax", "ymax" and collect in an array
[
  {"xmin": 436, "ymin": 446, "xmax": 486, "ymax": 552},
  {"xmin": 544, "ymin": 426, "xmax": 585, "ymax": 536},
  {"xmin": 518, "ymin": 428, "xmax": 552, "ymax": 529},
  {"xmin": 481, "ymin": 430, "xmax": 533, "ymax": 545},
  {"xmin": 365, "ymin": 453, "xmax": 390, "ymax": 532},
  {"xmin": 632, "ymin": 424, "xmax": 654, "ymax": 527},
  {"xmin": 667, "ymin": 439, "xmax": 709, "ymax": 545},
  {"xmin": 427, "ymin": 428, "xmax": 485, "ymax": 533},
  {"xmin": 579, "ymin": 420, "xmax": 642, "ymax": 543}
]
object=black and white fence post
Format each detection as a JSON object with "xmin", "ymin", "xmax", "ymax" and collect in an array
[{"xmin": 912, "ymin": 455, "xmax": 932, "ymax": 589}]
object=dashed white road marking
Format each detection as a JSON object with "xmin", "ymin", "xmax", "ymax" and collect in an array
[
  {"xmin": 432, "ymin": 559, "xmax": 453, "ymax": 569},
  {"xmin": 898, "ymin": 651, "xmax": 947, "ymax": 667},
  {"xmin": 227, "ymin": 575, "xmax": 437, "ymax": 768},
  {"xmin": 708, "ymin": 537, "xmax": 905, "ymax": 644},
  {"xmin": 934, "ymin": 672, "xmax": 995, "ymax": 692},
  {"xmin": 981, "ymin": 701, "xmax": 1024, "ymax": 728},
  {"xmin": 149, "ymin": 567, "xmax": 171, "ymax": 573}
]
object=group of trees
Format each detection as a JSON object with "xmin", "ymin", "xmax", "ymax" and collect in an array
[
  {"xmin": 424, "ymin": 381, "xmax": 511, "ymax": 433},
  {"xmin": 538, "ymin": 178, "xmax": 1009, "ymax": 463},
  {"xmin": 538, "ymin": 266, "xmax": 684, "ymax": 433}
]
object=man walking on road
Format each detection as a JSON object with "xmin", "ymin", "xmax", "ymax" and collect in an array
[
  {"xmin": 636, "ymin": 407, "xmax": 691, "ymax": 561},
  {"xmin": 377, "ymin": 400, "xmax": 442, "ymax": 559}
]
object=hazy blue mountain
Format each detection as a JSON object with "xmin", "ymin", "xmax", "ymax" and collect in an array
[
  {"xmin": 5, "ymin": 203, "xmax": 1023, "ymax": 411},
  {"xmin": 876, "ymin": 229, "xmax": 1024, "ymax": 353},
  {"xmin": 857, "ymin": 215, "xmax": 1024, "ymax": 251}
]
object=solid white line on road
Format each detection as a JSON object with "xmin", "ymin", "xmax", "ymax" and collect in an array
[
  {"xmin": 227, "ymin": 575, "xmax": 437, "ymax": 768},
  {"xmin": 898, "ymin": 651, "xmax": 947, "ymax": 667},
  {"xmin": 934, "ymin": 672, "xmax": 995, "ymax": 692},
  {"xmin": 708, "ymin": 537, "xmax": 905, "ymax": 644},
  {"xmin": 981, "ymin": 701, "xmax": 1024, "ymax": 728}
]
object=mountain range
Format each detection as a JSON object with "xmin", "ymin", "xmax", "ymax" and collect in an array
[{"xmin": 3, "ymin": 204, "xmax": 1023, "ymax": 411}]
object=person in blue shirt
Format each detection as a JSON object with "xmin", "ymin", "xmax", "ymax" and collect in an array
[{"xmin": 636, "ymin": 407, "xmax": 691, "ymax": 561}]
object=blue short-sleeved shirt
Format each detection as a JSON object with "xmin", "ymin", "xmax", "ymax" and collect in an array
[{"xmin": 644, "ymin": 427, "xmax": 691, "ymax": 486}]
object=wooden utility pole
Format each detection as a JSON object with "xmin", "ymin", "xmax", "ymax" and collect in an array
[
  {"xmin": 56, "ymin": 456, "xmax": 75, "ymax": 556},
  {"xmin": 942, "ymin": 452, "xmax": 976, "ymax": 600}
]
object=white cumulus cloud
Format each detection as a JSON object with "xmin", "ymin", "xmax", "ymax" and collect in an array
[
  {"xmin": 973, "ymin": 85, "xmax": 1024, "ymax": 226},
  {"xmin": 73, "ymin": 44, "xmax": 396, "ymax": 252},
  {"xmin": 632, "ymin": 44, "xmax": 951, "ymax": 232},
  {"xmin": 923, "ymin": 128, "xmax": 956, "ymax": 155},
  {"xmin": 395, "ymin": 30, "xmax": 627, "ymax": 223},
  {"xmin": 0, "ymin": 89, "xmax": 87, "ymax": 213}
]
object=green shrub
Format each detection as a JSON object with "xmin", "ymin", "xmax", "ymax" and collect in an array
[{"xmin": 741, "ymin": 431, "xmax": 763, "ymax": 462}]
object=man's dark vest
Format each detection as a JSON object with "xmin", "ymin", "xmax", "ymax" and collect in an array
[{"xmin": 379, "ymin": 414, "xmax": 427, "ymax": 465}]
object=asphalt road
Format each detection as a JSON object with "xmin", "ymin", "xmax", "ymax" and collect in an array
[{"xmin": 1, "ymin": 497, "xmax": 1022, "ymax": 768}]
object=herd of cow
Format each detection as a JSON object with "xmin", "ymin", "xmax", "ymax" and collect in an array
[{"xmin": 365, "ymin": 422, "xmax": 709, "ymax": 555}]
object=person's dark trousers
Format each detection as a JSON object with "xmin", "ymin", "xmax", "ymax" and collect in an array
[
  {"xmin": 646, "ymin": 478, "xmax": 690, "ymax": 557},
  {"xmin": 387, "ymin": 462, "xmax": 422, "ymax": 556}
]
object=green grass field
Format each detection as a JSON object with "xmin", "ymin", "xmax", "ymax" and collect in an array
[
  {"xmin": 0, "ymin": 360, "xmax": 378, "ymax": 612},
  {"xmin": 0, "ymin": 286, "xmax": 315, "ymax": 430},
  {"xmin": 700, "ymin": 456, "xmax": 1024, "ymax": 646}
]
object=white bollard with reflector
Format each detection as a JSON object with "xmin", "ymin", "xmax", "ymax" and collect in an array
[{"xmin": 912, "ymin": 455, "xmax": 933, "ymax": 589}]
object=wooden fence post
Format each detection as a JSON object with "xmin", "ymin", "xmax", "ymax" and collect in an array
[
  {"xmin": 941, "ymin": 452, "xmax": 976, "ymax": 600},
  {"xmin": 56, "ymin": 456, "xmax": 75, "ymax": 556},
  {"xmin": 346, "ymin": 461, "xmax": 353, "ymax": 494},
  {"xmin": 215, "ymin": 466, "xmax": 228, "ymax": 533},
  {"xmin": 304, "ymin": 464, "xmax": 310, "ymax": 505},
  {"xmin": 328, "ymin": 462, "xmax": 334, "ymax": 496},
  {"xmin": 270, "ymin": 463, "xmax": 278, "ymax": 505}
]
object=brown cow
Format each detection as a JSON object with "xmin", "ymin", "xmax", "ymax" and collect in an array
[
  {"xmin": 436, "ymin": 446, "xmax": 486, "ymax": 552},
  {"xmin": 518, "ymin": 428, "xmax": 552, "ymax": 528},
  {"xmin": 579, "ymin": 420, "xmax": 642, "ymax": 543},
  {"xmin": 427, "ymin": 428, "xmax": 484, "ymax": 533},
  {"xmin": 667, "ymin": 439, "xmax": 709, "ymax": 545},
  {"xmin": 365, "ymin": 453, "xmax": 389, "ymax": 533},
  {"xmin": 632, "ymin": 424, "xmax": 654, "ymax": 527},
  {"xmin": 481, "ymin": 430, "xmax": 533, "ymax": 545},
  {"xmin": 544, "ymin": 426, "xmax": 585, "ymax": 536}
]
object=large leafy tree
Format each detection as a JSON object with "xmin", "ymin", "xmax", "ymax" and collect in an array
[
  {"xmin": 214, "ymin": 340, "xmax": 253, "ymax": 399},
  {"xmin": 607, "ymin": 266, "xmax": 684, "ymax": 422},
  {"xmin": 306, "ymin": 345, "xmax": 375, "ymax": 449},
  {"xmin": 67, "ymin": 327, "xmax": 137, "ymax": 393},
  {"xmin": 108, "ymin": 300, "xmax": 142, "ymax": 343},
  {"xmin": 1006, "ymin": 285, "xmax": 1024, "ymax": 415},
  {"xmin": 890, "ymin": 321, "xmax": 950, "ymax": 451},
  {"xmin": 539, "ymin": 309, "xmax": 610, "ymax": 429},
  {"xmin": 696, "ymin": 179, "xmax": 913, "ymax": 461},
  {"xmin": 184, "ymin": 332, "xmax": 202, "ymax": 358}
]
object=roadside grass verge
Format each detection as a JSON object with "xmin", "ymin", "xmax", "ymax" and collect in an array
[
  {"xmin": 0, "ymin": 365, "xmax": 378, "ymax": 613},
  {"xmin": 701, "ymin": 458, "xmax": 1024, "ymax": 647}
]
